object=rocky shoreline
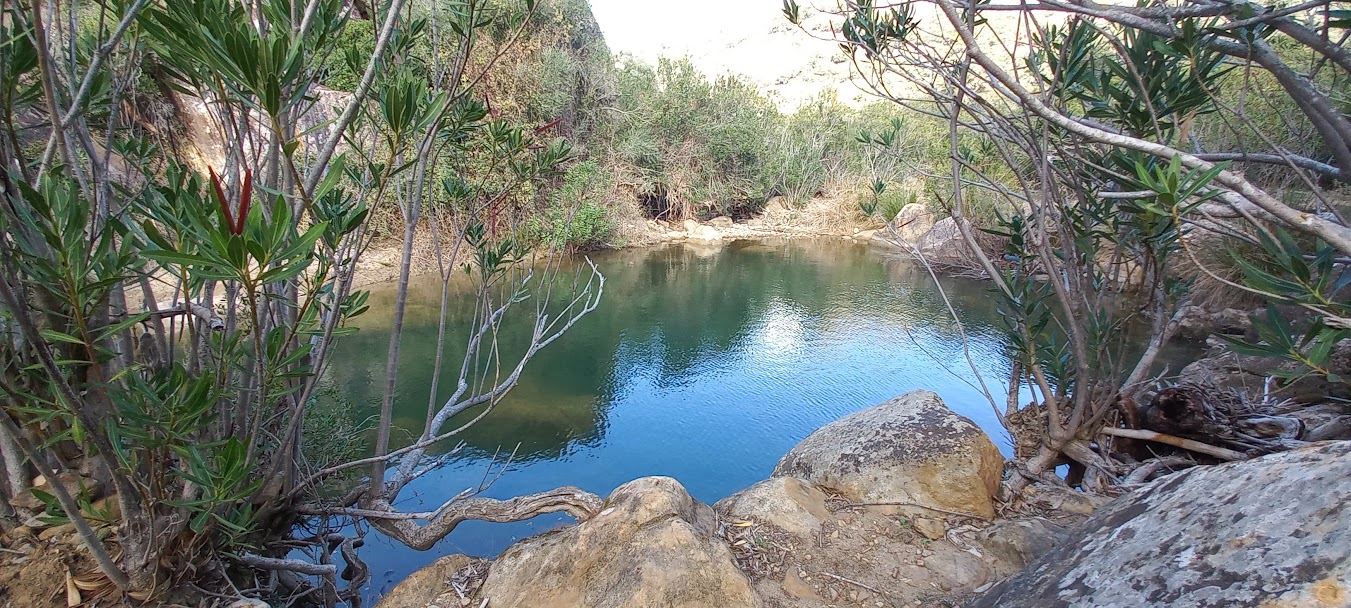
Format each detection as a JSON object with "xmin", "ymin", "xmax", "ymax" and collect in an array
[{"xmin": 374, "ymin": 390, "xmax": 1351, "ymax": 608}]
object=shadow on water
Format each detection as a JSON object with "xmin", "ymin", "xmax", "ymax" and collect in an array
[{"xmin": 320, "ymin": 237, "xmax": 1025, "ymax": 601}]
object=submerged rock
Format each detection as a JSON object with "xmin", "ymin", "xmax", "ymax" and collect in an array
[
  {"xmin": 771, "ymin": 390, "xmax": 1004, "ymax": 518},
  {"xmin": 973, "ymin": 441, "xmax": 1351, "ymax": 608},
  {"xmin": 713, "ymin": 477, "xmax": 831, "ymax": 538},
  {"xmin": 477, "ymin": 476, "xmax": 760, "ymax": 608}
]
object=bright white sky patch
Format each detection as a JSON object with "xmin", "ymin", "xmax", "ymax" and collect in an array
[{"xmin": 589, "ymin": 0, "xmax": 786, "ymax": 62}]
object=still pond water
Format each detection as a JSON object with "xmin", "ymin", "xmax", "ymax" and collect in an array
[{"xmin": 324, "ymin": 238, "xmax": 1022, "ymax": 600}]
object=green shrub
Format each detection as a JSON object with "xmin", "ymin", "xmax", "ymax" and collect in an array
[
  {"xmin": 522, "ymin": 47, "xmax": 580, "ymax": 121},
  {"xmin": 877, "ymin": 187, "xmax": 916, "ymax": 221},
  {"xmin": 527, "ymin": 160, "xmax": 615, "ymax": 249},
  {"xmin": 320, "ymin": 18, "xmax": 375, "ymax": 91}
]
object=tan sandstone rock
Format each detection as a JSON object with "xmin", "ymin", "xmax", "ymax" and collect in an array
[
  {"xmin": 713, "ymin": 477, "xmax": 831, "ymax": 538},
  {"xmin": 891, "ymin": 203, "xmax": 934, "ymax": 243},
  {"xmin": 912, "ymin": 516, "xmax": 946, "ymax": 540},
  {"xmin": 477, "ymin": 476, "xmax": 761, "ymax": 608},
  {"xmin": 688, "ymin": 224, "xmax": 723, "ymax": 241},
  {"xmin": 376, "ymin": 554, "xmax": 475, "ymax": 608},
  {"xmin": 976, "ymin": 518, "xmax": 1068, "ymax": 578},
  {"xmin": 771, "ymin": 390, "xmax": 1003, "ymax": 519}
]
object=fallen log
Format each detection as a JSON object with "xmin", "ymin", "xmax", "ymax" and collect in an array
[{"xmin": 1099, "ymin": 427, "xmax": 1248, "ymax": 461}]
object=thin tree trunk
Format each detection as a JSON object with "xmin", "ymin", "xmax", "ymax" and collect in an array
[{"xmin": 370, "ymin": 219, "xmax": 418, "ymax": 498}]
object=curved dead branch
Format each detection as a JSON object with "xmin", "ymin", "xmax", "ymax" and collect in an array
[
  {"xmin": 330, "ymin": 486, "xmax": 605, "ymax": 551},
  {"xmin": 1099, "ymin": 427, "xmax": 1249, "ymax": 461}
]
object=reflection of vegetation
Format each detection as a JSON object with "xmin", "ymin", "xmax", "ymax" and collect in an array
[
  {"xmin": 304, "ymin": 387, "xmax": 372, "ymax": 471},
  {"xmin": 326, "ymin": 240, "xmax": 1010, "ymax": 462}
]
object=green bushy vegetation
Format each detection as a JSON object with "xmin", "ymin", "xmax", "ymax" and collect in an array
[
  {"xmin": 310, "ymin": 0, "xmax": 965, "ymax": 233},
  {"xmin": 322, "ymin": 18, "xmax": 376, "ymax": 90},
  {"xmin": 597, "ymin": 56, "xmax": 935, "ymax": 221},
  {"xmin": 876, "ymin": 187, "xmax": 916, "ymax": 221},
  {"xmin": 526, "ymin": 160, "xmax": 616, "ymax": 249},
  {"xmin": 0, "ymin": 0, "xmax": 602, "ymax": 601}
]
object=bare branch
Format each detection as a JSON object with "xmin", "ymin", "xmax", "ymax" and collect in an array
[
  {"xmin": 310, "ymin": 487, "xmax": 604, "ymax": 551},
  {"xmin": 1099, "ymin": 427, "xmax": 1249, "ymax": 461}
]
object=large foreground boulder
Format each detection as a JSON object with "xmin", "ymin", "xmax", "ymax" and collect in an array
[
  {"xmin": 974, "ymin": 441, "xmax": 1351, "ymax": 608},
  {"xmin": 477, "ymin": 476, "xmax": 760, "ymax": 608},
  {"xmin": 771, "ymin": 390, "xmax": 1003, "ymax": 518}
]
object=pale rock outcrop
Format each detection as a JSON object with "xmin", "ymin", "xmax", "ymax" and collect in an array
[
  {"xmin": 771, "ymin": 390, "xmax": 1004, "ymax": 518},
  {"xmin": 680, "ymin": 218, "xmax": 723, "ymax": 241},
  {"xmin": 973, "ymin": 441, "xmax": 1351, "ymax": 608},
  {"xmin": 709, "ymin": 216, "xmax": 735, "ymax": 229},
  {"xmin": 891, "ymin": 203, "xmax": 935, "ymax": 243},
  {"xmin": 689, "ymin": 225, "xmax": 723, "ymax": 241},
  {"xmin": 915, "ymin": 217, "xmax": 992, "ymax": 267},
  {"xmin": 1174, "ymin": 305, "xmax": 1253, "ymax": 340},
  {"xmin": 713, "ymin": 477, "xmax": 831, "ymax": 538},
  {"xmin": 476, "ymin": 476, "xmax": 760, "ymax": 608},
  {"xmin": 1179, "ymin": 344, "xmax": 1351, "ymax": 404}
]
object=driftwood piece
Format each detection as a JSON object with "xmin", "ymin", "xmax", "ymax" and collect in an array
[
  {"xmin": 1099, "ymin": 427, "xmax": 1248, "ymax": 461},
  {"xmin": 1142, "ymin": 387, "xmax": 1231, "ymax": 438},
  {"xmin": 1126, "ymin": 383, "xmax": 1309, "ymax": 458},
  {"xmin": 306, "ymin": 486, "xmax": 603, "ymax": 551},
  {"xmin": 1122, "ymin": 456, "xmax": 1197, "ymax": 485}
]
